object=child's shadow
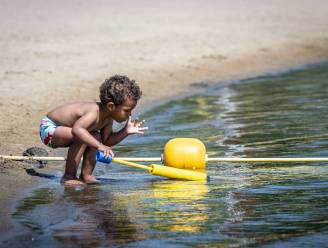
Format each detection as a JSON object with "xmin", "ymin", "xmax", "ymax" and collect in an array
[
  {"xmin": 25, "ymin": 169, "xmax": 115, "ymax": 183},
  {"xmin": 25, "ymin": 168, "xmax": 57, "ymax": 179}
]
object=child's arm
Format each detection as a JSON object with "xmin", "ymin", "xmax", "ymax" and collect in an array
[
  {"xmin": 101, "ymin": 117, "xmax": 148, "ymax": 147},
  {"xmin": 72, "ymin": 111, "xmax": 114, "ymax": 157}
]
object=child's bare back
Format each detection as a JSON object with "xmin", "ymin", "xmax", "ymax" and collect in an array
[{"xmin": 47, "ymin": 102, "xmax": 110, "ymax": 131}]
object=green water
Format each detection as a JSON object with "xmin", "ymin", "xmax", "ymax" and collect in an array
[{"xmin": 2, "ymin": 63, "xmax": 328, "ymax": 247}]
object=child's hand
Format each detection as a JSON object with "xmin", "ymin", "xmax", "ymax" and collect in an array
[
  {"xmin": 97, "ymin": 144, "xmax": 114, "ymax": 159},
  {"xmin": 125, "ymin": 117, "xmax": 148, "ymax": 134}
]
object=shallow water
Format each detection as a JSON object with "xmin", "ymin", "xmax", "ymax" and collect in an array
[{"xmin": 2, "ymin": 63, "xmax": 328, "ymax": 247}]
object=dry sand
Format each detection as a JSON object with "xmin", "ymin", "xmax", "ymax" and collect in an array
[{"xmin": 1, "ymin": 0, "xmax": 328, "ymax": 231}]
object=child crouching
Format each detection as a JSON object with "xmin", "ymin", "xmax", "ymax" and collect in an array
[{"xmin": 39, "ymin": 75, "xmax": 147, "ymax": 185}]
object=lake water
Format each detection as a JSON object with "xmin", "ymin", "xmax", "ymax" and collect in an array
[{"xmin": 2, "ymin": 63, "xmax": 328, "ymax": 247}]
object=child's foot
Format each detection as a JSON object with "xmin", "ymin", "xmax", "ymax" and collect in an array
[
  {"xmin": 60, "ymin": 177, "xmax": 85, "ymax": 186},
  {"xmin": 81, "ymin": 175, "xmax": 101, "ymax": 185}
]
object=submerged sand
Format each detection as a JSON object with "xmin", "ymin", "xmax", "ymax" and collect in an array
[{"xmin": 1, "ymin": 0, "xmax": 328, "ymax": 232}]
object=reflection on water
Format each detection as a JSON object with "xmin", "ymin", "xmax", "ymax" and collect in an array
[
  {"xmin": 148, "ymin": 181, "xmax": 209, "ymax": 233},
  {"xmin": 3, "ymin": 63, "xmax": 328, "ymax": 247},
  {"xmin": 52, "ymin": 185, "xmax": 146, "ymax": 247}
]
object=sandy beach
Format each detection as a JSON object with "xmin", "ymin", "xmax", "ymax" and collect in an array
[{"xmin": 1, "ymin": 0, "xmax": 328, "ymax": 231}]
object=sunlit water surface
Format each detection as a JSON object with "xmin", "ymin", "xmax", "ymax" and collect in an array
[{"xmin": 2, "ymin": 63, "xmax": 328, "ymax": 247}]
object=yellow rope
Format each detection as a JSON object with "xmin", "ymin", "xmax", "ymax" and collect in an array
[
  {"xmin": 206, "ymin": 157, "xmax": 328, "ymax": 162},
  {"xmin": 2, "ymin": 155, "xmax": 328, "ymax": 163},
  {"xmin": 0, "ymin": 155, "xmax": 160, "ymax": 162},
  {"xmin": 112, "ymin": 158, "xmax": 151, "ymax": 171}
]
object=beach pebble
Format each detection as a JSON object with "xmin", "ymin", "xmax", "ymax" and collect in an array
[{"xmin": 22, "ymin": 147, "xmax": 49, "ymax": 168}]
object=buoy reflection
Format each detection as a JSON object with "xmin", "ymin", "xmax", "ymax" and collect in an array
[{"xmin": 150, "ymin": 180, "xmax": 209, "ymax": 233}]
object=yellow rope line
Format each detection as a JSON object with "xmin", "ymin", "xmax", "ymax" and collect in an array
[
  {"xmin": 112, "ymin": 158, "xmax": 151, "ymax": 171},
  {"xmin": 244, "ymin": 134, "xmax": 328, "ymax": 146},
  {"xmin": 0, "ymin": 155, "xmax": 160, "ymax": 162},
  {"xmin": 206, "ymin": 157, "xmax": 328, "ymax": 162},
  {"xmin": 2, "ymin": 155, "xmax": 328, "ymax": 163}
]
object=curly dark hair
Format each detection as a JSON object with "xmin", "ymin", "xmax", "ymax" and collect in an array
[{"xmin": 99, "ymin": 75, "xmax": 142, "ymax": 105}]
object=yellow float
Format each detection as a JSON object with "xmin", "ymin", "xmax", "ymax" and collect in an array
[
  {"xmin": 163, "ymin": 138, "xmax": 206, "ymax": 171},
  {"xmin": 110, "ymin": 138, "xmax": 208, "ymax": 181}
]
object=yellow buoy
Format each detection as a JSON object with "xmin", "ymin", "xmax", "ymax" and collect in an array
[{"xmin": 164, "ymin": 138, "xmax": 206, "ymax": 171}]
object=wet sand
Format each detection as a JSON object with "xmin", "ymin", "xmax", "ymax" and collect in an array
[{"xmin": 1, "ymin": 0, "xmax": 328, "ymax": 232}]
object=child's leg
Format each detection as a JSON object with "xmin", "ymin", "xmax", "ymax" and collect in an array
[
  {"xmin": 62, "ymin": 141, "xmax": 87, "ymax": 185},
  {"xmin": 80, "ymin": 131, "xmax": 101, "ymax": 184},
  {"xmin": 51, "ymin": 126, "xmax": 85, "ymax": 185},
  {"xmin": 51, "ymin": 126, "xmax": 74, "ymax": 147}
]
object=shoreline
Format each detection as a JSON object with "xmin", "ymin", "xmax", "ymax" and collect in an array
[
  {"xmin": 137, "ymin": 40, "xmax": 328, "ymax": 114},
  {"xmin": 1, "ymin": 0, "xmax": 328, "ymax": 235}
]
